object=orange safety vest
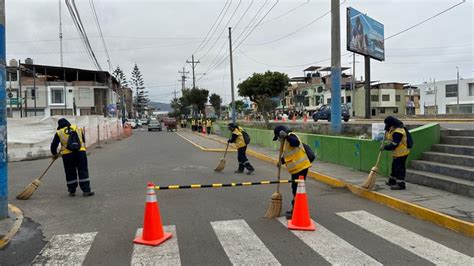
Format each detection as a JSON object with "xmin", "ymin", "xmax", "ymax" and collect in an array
[{"xmin": 56, "ymin": 124, "xmax": 86, "ymax": 155}]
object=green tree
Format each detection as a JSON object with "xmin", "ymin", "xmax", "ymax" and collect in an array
[
  {"xmin": 209, "ymin": 93, "xmax": 222, "ymax": 118},
  {"xmin": 113, "ymin": 66, "xmax": 128, "ymax": 88},
  {"xmin": 130, "ymin": 64, "xmax": 148, "ymax": 118},
  {"xmin": 238, "ymin": 71, "xmax": 289, "ymax": 126},
  {"xmin": 184, "ymin": 88, "xmax": 209, "ymax": 116},
  {"xmin": 234, "ymin": 100, "xmax": 246, "ymax": 114}
]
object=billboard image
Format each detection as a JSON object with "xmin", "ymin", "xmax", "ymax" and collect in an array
[{"xmin": 347, "ymin": 7, "xmax": 385, "ymax": 61}]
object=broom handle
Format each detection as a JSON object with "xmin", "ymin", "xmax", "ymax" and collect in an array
[
  {"xmin": 38, "ymin": 158, "xmax": 57, "ymax": 181},
  {"xmin": 276, "ymin": 140, "xmax": 285, "ymax": 193},
  {"xmin": 223, "ymin": 142, "xmax": 229, "ymax": 158},
  {"xmin": 375, "ymin": 134, "xmax": 386, "ymax": 167}
]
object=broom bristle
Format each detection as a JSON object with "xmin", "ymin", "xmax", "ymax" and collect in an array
[
  {"xmin": 214, "ymin": 158, "xmax": 226, "ymax": 172},
  {"xmin": 16, "ymin": 179, "xmax": 41, "ymax": 200},
  {"xmin": 361, "ymin": 167, "xmax": 378, "ymax": 190},
  {"xmin": 264, "ymin": 192, "xmax": 282, "ymax": 219}
]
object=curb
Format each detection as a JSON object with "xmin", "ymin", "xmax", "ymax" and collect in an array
[
  {"xmin": 189, "ymin": 131, "xmax": 474, "ymax": 238},
  {"xmin": 175, "ymin": 132, "xmax": 236, "ymax": 153},
  {"xmin": 0, "ymin": 204, "xmax": 24, "ymax": 249}
]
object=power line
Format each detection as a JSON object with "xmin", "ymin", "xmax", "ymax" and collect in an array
[
  {"xmin": 244, "ymin": 0, "xmax": 346, "ymax": 46},
  {"xmin": 193, "ymin": 0, "xmax": 231, "ymax": 55},
  {"xmin": 258, "ymin": 0, "xmax": 310, "ymax": 26},
  {"xmin": 385, "ymin": 0, "xmax": 466, "ymax": 40},
  {"xmin": 89, "ymin": 0, "xmax": 112, "ymax": 71}
]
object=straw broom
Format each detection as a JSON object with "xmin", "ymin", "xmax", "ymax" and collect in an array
[
  {"xmin": 361, "ymin": 135, "xmax": 386, "ymax": 190},
  {"xmin": 264, "ymin": 140, "xmax": 285, "ymax": 219},
  {"xmin": 214, "ymin": 142, "xmax": 229, "ymax": 172},
  {"xmin": 16, "ymin": 157, "xmax": 57, "ymax": 200}
]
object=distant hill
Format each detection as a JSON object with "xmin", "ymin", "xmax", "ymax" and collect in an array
[{"xmin": 149, "ymin": 101, "xmax": 171, "ymax": 112}]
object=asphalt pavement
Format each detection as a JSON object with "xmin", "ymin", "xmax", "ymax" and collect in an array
[{"xmin": 1, "ymin": 129, "xmax": 472, "ymax": 265}]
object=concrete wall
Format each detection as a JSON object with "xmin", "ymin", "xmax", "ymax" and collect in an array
[{"xmin": 216, "ymin": 123, "xmax": 440, "ymax": 177}]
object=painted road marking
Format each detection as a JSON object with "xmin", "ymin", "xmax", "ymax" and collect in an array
[
  {"xmin": 337, "ymin": 210, "xmax": 474, "ymax": 265},
  {"xmin": 211, "ymin": 219, "xmax": 281, "ymax": 265},
  {"xmin": 31, "ymin": 232, "xmax": 97, "ymax": 265},
  {"xmin": 278, "ymin": 217, "xmax": 381, "ymax": 265},
  {"xmin": 131, "ymin": 226, "xmax": 180, "ymax": 265}
]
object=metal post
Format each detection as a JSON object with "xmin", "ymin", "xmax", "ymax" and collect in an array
[
  {"xmin": 8, "ymin": 73, "xmax": 12, "ymax": 118},
  {"xmin": 456, "ymin": 67, "xmax": 460, "ymax": 114},
  {"xmin": 364, "ymin": 56, "xmax": 371, "ymax": 118},
  {"xmin": 0, "ymin": 0, "xmax": 8, "ymax": 218},
  {"xmin": 229, "ymin": 27, "xmax": 236, "ymax": 124},
  {"xmin": 24, "ymin": 90, "xmax": 28, "ymax": 117},
  {"xmin": 96, "ymin": 124, "xmax": 102, "ymax": 149},
  {"xmin": 63, "ymin": 68, "xmax": 67, "ymax": 115},
  {"xmin": 33, "ymin": 65, "xmax": 37, "ymax": 116},
  {"xmin": 434, "ymin": 78, "xmax": 437, "ymax": 115},
  {"xmin": 330, "ymin": 0, "xmax": 341, "ymax": 134},
  {"xmin": 351, "ymin": 53, "xmax": 355, "ymax": 117},
  {"xmin": 18, "ymin": 59, "xmax": 22, "ymax": 117}
]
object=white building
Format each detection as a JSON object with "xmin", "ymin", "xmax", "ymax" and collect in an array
[{"xmin": 417, "ymin": 78, "xmax": 474, "ymax": 115}]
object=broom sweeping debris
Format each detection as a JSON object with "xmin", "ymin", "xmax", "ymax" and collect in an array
[
  {"xmin": 361, "ymin": 135, "xmax": 385, "ymax": 190},
  {"xmin": 16, "ymin": 157, "xmax": 57, "ymax": 200},
  {"xmin": 264, "ymin": 141, "xmax": 285, "ymax": 219},
  {"xmin": 214, "ymin": 142, "xmax": 229, "ymax": 172}
]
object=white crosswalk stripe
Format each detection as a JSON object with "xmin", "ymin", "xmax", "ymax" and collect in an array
[
  {"xmin": 131, "ymin": 226, "xmax": 181, "ymax": 265},
  {"xmin": 278, "ymin": 217, "xmax": 381, "ymax": 265},
  {"xmin": 31, "ymin": 232, "xmax": 97, "ymax": 265},
  {"xmin": 337, "ymin": 210, "xmax": 474, "ymax": 265},
  {"xmin": 211, "ymin": 219, "xmax": 281, "ymax": 265}
]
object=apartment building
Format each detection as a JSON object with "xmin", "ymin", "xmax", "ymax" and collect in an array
[
  {"xmin": 6, "ymin": 60, "xmax": 132, "ymax": 118},
  {"xmin": 354, "ymin": 82, "xmax": 408, "ymax": 117}
]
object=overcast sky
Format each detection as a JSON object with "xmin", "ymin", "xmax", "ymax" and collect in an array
[{"xmin": 6, "ymin": 0, "xmax": 474, "ymax": 104}]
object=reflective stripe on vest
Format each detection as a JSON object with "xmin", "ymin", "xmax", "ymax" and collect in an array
[
  {"xmin": 232, "ymin": 127, "xmax": 246, "ymax": 148},
  {"xmin": 283, "ymin": 133, "xmax": 311, "ymax": 174},
  {"xmin": 388, "ymin": 128, "xmax": 410, "ymax": 157},
  {"xmin": 56, "ymin": 125, "xmax": 86, "ymax": 155}
]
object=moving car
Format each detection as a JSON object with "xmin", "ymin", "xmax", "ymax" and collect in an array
[
  {"xmin": 140, "ymin": 118, "xmax": 149, "ymax": 126},
  {"xmin": 312, "ymin": 104, "xmax": 350, "ymax": 122},
  {"xmin": 163, "ymin": 117, "xmax": 177, "ymax": 131},
  {"xmin": 148, "ymin": 121, "xmax": 162, "ymax": 132}
]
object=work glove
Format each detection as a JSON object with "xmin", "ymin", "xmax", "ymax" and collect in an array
[
  {"xmin": 278, "ymin": 130, "xmax": 288, "ymax": 140},
  {"xmin": 227, "ymin": 139, "xmax": 231, "ymax": 143},
  {"xmin": 52, "ymin": 154, "xmax": 59, "ymax": 160}
]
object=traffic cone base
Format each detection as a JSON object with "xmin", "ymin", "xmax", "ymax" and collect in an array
[
  {"xmin": 134, "ymin": 232, "xmax": 172, "ymax": 246},
  {"xmin": 288, "ymin": 219, "xmax": 316, "ymax": 231}
]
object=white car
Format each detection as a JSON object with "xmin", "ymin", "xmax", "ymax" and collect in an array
[{"xmin": 125, "ymin": 120, "xmax": 137, "ymax": 129}]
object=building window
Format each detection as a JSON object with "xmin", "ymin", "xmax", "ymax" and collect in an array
[
  {"xmin": 341, "ymin": 97, "xmax": 344, "ymax": 103},
  {"xmin": 382, "ymin": 94, "xmax": 390, "ymax": 101},
  {"xmin": 446, "ymin": 104, "xmax": 474, "ymax": 114},
  {"xmin": 50, "ymin": 87, "xmax": 64, "ymax": 104},
  {"xmin": 371, "ymin": 95, "xmax": 378, "ymax": 102},
  {"xmin": 394, "ymin": 107, "xmax": 398, "ymax": 113},
  {"xmin": 26, "ymin": 87, "xmax": 38, "ymax": 100},
  {"xmin": 445, "ymin": 84, "xmax": 458, "ymax": 97},
  {"xmin": 396, "ymin": 95, "xmax": 401, "ymax": 102},
  {"xmin": 380, "ymin": 107, "xmax": 385, "ymax": 113},
  {"xmin": 78, "ymin": 88, "xmax": 90, "ymax": 99},
  {"xmin": 346, "ymin": 96, "xmax": 351, "ymax": 103},
  {"xmin": 327, "ymin": 98, "xmax": 331, "ymax": 104},
  {"xmin": 317, "ymin": 86, "xmax": 323, "ymax": 93},
  {"xmin": 469, "ymin": 83, "xmax": 474, "ymax": 96}
]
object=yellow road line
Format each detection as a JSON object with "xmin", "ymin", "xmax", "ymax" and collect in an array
[{"xmin": 0, "ymin": 204, "xmax": 24, "ymax": 249}]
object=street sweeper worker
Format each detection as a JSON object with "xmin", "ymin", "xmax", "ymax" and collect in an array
[
  {"xmin": 227, "ymin": 123, "xmax": 255, "ymax": 175},
  {"xmin": 191, "ymin": 119, "xmax": 196, "ymax": 131},
  {"xmin": 50, "ymin": 118, "xmax": 94, "ymax": 197},
  {"xmin": 273, "ymin": 125, "xmax": 312, "ymax": 219},
  {"xmin": 382, "ymin": 116, "xmax": 410, "ymax": 190},
  {"xmin": 206, "ymin": 119, "xmax": 212, "ymax": 135}
]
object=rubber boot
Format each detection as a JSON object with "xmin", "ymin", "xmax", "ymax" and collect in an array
[
  {"xmin": 390, "ymin": 182, "xmax": 406, "ymax": 190},
  {"xmin": 235, "ymin": 164, "xmax": 244, "ymax": 174},
  {"xmin": 385, "ymin": 178, "xmax": 396, "ymax": 186},
  {"xmin": 245, "ymin": 163, "xmax": 255, "ymax": 175}
]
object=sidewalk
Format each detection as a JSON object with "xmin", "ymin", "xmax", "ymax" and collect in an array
[{"xmin": 178, "ymin": 129, "xmax": 474, "ymax": 236}]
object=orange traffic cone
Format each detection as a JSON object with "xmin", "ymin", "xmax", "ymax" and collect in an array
[
  {"xmin": 134, "ymin": 183, "xmax": 172, "ymax": 246},
  {"xmin": 292, "ymin": 116, "xmax": 296, "ymax": 123},
  {"xmin": 288, "ymin": 176, "xmax": 316, "ymax": 231},
  {"xmin": 282, "ymin": 117, "xmax": 286, "ymax": 122}
]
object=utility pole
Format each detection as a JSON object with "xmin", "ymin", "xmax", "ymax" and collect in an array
[
  {"xmin": 178, "ymin": 67, "xmax": 189, "ymax": 92},
  {"xmin": 228, "ymin": 27, "xmax": 236, "ymax": 124},
  {"xmin": 434, "ymin": 78, "xmax": 437, "ymax": 115},
  {"xmin": 364, "ymin": 57, "xmax": 371, "ymax": 119},
  {"xmin": 351, "ymin": 53, "xmax": 356, "ymax": 117},
  {"xmin": 18, "ymin": 60, "xmax": 22, "ymax": 118},
  {"xmin": 456, "ymin": 67, "xmax": 460, "ymax": 114},
  {"xmin": 0, "ymin": 0, "xmax": 8, "ymax": 218},
  {"xmin": 33, "ymin": 65, "xmax": 37, "ymax": 116},
  {"xmin": 59, "ymin": 0, "xmax": 63, "ymax": 67},
  {"xmin": 173, "ymin": 89, "xmax": 178, "ymax": 100},
  {"xmin": 186, "ymin": 55, "xmax": 199, "ymax": 89},
  {"xmin": 330, "ymin": 0, "xmax": 341, "ymax": 134}
]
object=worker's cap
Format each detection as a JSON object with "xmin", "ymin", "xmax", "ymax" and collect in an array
[
  {"xmin": 273, "ymin": 125, "xmax": 289, "ymax": 141},
  {"xmin": 227, "ymin": 123, "xmax": 238, "ymax": 129},
  {"xmin": 57, "ymin": 118, "xmax": 71, "ymax": 130},
  {"xmin": 383, "ymin": 116, "xmax": 402, "ymax": 131}
]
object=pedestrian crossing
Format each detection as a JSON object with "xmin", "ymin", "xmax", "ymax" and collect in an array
[{"xmin": 31, "ymin": 210, "xmax": 473, "ymax": 265}]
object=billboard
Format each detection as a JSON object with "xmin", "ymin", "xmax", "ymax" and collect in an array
[{"xmin": 347, "ymin": 7, "xmax": 385, "ymax": 61}]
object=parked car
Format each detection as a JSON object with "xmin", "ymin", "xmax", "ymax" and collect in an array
[
  {"xmin": 148, "ymin": 121, "xmax": 162, "ymax": 132},
  {"xmin": 312, "ymin": 104, "xmax": 350, "ymax": 122},
  {"xmin": 125, "ymin": 119, "xmax": 137, "ymax": 129},
  {"xmin": 140, "ymin": 118, "xmax": 149, "ymax": 126},
  {"xmin": 135, "ymin": 119, "xmax": 143, "ymax": 127}
]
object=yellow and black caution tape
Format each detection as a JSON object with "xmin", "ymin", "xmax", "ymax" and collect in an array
[{"xmin": 154, "ymin": 179, "xmax": 300, "ymax": 190}]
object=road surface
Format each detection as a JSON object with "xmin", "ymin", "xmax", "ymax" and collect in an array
[{"xmin": 1, "ymin": 129, "xmax": 472, "ymax": 265}]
